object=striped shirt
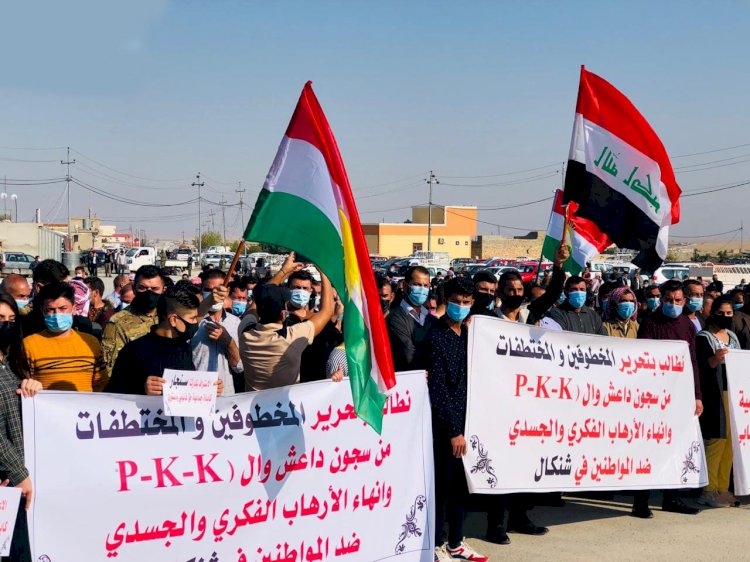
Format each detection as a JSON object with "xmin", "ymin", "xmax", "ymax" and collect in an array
[{"xmin": 24, "ymin": 330, "xmax": 108, "ymax": 392}]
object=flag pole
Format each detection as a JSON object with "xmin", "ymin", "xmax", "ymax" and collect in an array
[
  {"xmin": 534, "ymin": 191, "xmax": 560, "ymax": 286},
  {"xmin": 223, "ymin": 240, "xmax": 246, "ymax": 286}
]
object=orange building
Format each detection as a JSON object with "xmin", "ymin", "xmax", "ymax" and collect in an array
[{"xmin": 363, "ymin": 205, "xmax": 477, "ymax": 258}]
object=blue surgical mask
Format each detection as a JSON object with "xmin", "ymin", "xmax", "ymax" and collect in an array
[
  {"xmin": 567, "ymin": 290, "xmax": 587, "ymax": 309},
  {"xmin": 687, "ymin": 297, "xmax": 703, "ymax": 313},
  {"xmin": 15, "ymin": 299, "xmax": 29, "ymax": 310},
  {"xmin": 290, "ymin": 289, "xmax": 311, "ymax": 308},
  {"xmin": 202, "ymin": 290, "xmax": 212, "ymax": 300},
  {"xmin": 662, "ymin": 302, "xmax": 683, "ymax": 319},
  {"xmin": 617, "ymin": 302, "xmax": 635, "ymax": 320},
  {"xmin": 646, "ymin": 297, "xmax": 660, "ymax": 311},
  {"xmin": 44, "ymin": 313, "xmax": 74, "ymax": 333},
  {"xmin": 408, "ymin": 285, "xmax": 429, "ymax": 306},
  {"xmin": 232, "ymin": 301, "xmax": 247, "ymax": 316},
  {"xmin": 558, "ymin": 293, "xmax": 567, "ymax": 304},
  {"xmin": 446, "ymin": 302, "xmax": 470, "ymax": 322},
  {"xmin": 734, "ymin": 303, "xmax": 744, "ymax": 311}
]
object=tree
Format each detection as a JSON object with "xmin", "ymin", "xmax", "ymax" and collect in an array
[{"xmin": 193, "ymin": 231, "xmax": 222, "ymax": 250}]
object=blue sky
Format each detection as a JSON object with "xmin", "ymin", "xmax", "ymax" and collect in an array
[{"xmin": 1, "ymin": 1, "xmax": 749, "ymax": 243}]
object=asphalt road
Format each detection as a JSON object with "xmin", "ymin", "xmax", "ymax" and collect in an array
[{"xmin": 460, "ymin": 493, "xmax": 749, "ymax": 561}]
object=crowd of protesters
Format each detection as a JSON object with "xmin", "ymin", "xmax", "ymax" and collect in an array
[{"xmin": 1, "ymin": 250, "xmax": 749, "ymax": 562}]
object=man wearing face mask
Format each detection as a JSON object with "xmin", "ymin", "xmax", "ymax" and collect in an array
[
  {"xmin": 639, "ymin": 285, "xmax": 661, "ymax": 319},
  {"xmin": 545, "ymin": 276, "xmax": 607, "ymax": 335},
  {"xmin": 427, "ymin": 277, "xmax": 489, "ymax": 562},
  {"xmin": 23, "ymin": 282, "xmax": 108, "ymax": 392},
  {"xmin": 470, "ymin": 271, "xmax": 499, "ymax": 316},
  {"xmin": 240, "ymin": 271, "xmax": 335, "ymax": 391},
  {"xmin": 101, "ymin": 265, "xmax": 166, "ymax": 375},
  {"xmin": 683, "ymin": 279, "xmax": 706, "ymax": 333},
  {"xmin": 0, "ymin": 274, "xmax": 32, "ymax": 315},
  {"xmin": 386, "ymin": 265, "xmax": 438, "ymax": 372},
  {"xmin": 106, "ymin": 287, "xmax": 223, "ymax": 397},
  {"xmin": 191, "ymin": 270, "xmax": 242, "ymax": 396},
  {"xmin": 635, "ymin": 279, "xmax": 702, "ymax": 516}
]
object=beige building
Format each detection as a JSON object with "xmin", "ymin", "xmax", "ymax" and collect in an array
[
  {"xmin": 471, "ymin": 231, "xmax": 545, "ymax": 260},
  {"xmin": 363, "ymin": 206, "xmax": 477, "ymax": 259},
  {"xmin": 46, "ymin": 217, "xmax": 119, "ymax": 251}
]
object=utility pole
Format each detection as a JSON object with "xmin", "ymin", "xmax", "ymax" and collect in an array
[
  {"xmin": 741, "ymin": 220, "xmax": 744, "ymax": 257},
  {"xmin": 219, "ymin": 197, "xmax": 227, "ymax": 244},
  {"xmin": 235, "ymin": 182, "xmax": 246, "ymax": 236},
  {"xmin": 208, "ymin": 209, "xmax": 216, "ymax": 232},
  {"xmin": 191, "ymin": 173, "xmax": 205, "ymax": 255},
  {"xmin": 425, "ymin": 171, "xmax": 439, "ymax": 252},
  {"xmin": 61, "ymin": 147, "xmax": 76, "ymax": 248}
]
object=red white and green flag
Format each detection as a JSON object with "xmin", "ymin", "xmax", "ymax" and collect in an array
[
  {"xmin": 542, "ymin": 189, "xmax": 611, "ymax": 274},
  {"xmin": 563, "ymin": 66, "xmax": 682, "ymax": 271},
  {"xmin": 243, "ymin": 82, "xmax": 396, "ymax": 432}
]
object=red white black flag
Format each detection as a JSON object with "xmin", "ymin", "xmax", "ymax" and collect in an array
[{"xmin": 563, "ymin": 66, "xmax": 681, "ymax": 271}]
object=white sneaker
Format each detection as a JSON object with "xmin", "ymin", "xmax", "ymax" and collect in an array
[
  {"xmin": 446, "ymin": 540, "xmax": 489, "ymax": 561},
  {"xmin": 697, "ymin": 490, "xmax": 724, "ymax": 508},
  {"xmin": 435, "ymin": 544, "xmax": 453, "ymax": 562}
]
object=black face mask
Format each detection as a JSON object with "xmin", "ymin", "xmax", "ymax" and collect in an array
[
  {"xmin": 0, "ymin": 321, "xmax": 16, "ymax": 352},
  {"xmin": 380, "ymin": 298, "xmax": 391, "ymax": 314},
  {"xmin": 473, "ymin": 292, "xmax": 494, "ymax": 310},
  {"xmin": 502, "ymin": 294, "xmax": 525, "ymax": 310},
  {"xmin": 175, "ymin": 318, "xmax": 200, "ymax": 341},
  {"xmin": 712, "ymin": 315, "xmax": 733, "ymax": 330},
  {"xmin": 134, "ymin": 290, "xmax": 162, "ymax": 310}
]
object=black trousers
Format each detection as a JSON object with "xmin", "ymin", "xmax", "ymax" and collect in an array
[
  {"xmin": 2, "ymin": 496, "xmax": 30, "ymax": 562},
  {"xmin": 486, "ymin": 493, "xmax": 529, "ymax": 530},
  {"xmin": 434, "ymin": 439, "xmax": 468, "ymax": 548}
]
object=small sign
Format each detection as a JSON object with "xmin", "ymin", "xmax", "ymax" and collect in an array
[{"xmin": 162, "ymin": 369, "xmax": 218, "ymax": 418}]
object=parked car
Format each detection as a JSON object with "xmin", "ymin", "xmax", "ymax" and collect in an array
[
  {"xmin": 485, "ymin": 266, "xmax": 520, "ymax": 280},
  {"xmin": 516, "ymin": 262, "xmax": 553, "ymax": 283},
  {"xmin": 0, "ymin": 252, "xmax": 35, "ymax": 274},
  {"xmin": 650, "ymin": 266, "xmax": 689, "ymax": 285}
]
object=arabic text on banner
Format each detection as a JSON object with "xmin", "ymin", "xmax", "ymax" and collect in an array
[
  {"xmin": 0, "ymin": 486, "xmax": 20, "ymax": 556},
  {"xmin": 464, "ymin": 316, "xmax": 707, "ymax": 494},
  {"xmin": 162, "ymin": 368, "xmax": 218, "ymax": 418},
  {"xmin": 23, "ymin": 372, "xmax": 434, "ymax": 562},
  {"xmin": 725, "ymin": 349, "xmax": 750, "ymax": 495}
]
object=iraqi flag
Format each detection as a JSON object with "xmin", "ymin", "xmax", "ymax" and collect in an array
[
  {"xmin": 243, "ymin": 82, "xmax": 396, "ymax": 432},
  {"xmin": 542, "ymin": 189, "xmax": 611, "ymax": 274},
  {"xmin": 563, "ymin": 66, "xmax": 681, "ymax": 271}
]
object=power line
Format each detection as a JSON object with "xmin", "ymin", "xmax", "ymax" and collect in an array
[
  {"xmin": 439, "ymin": 162, "xmax": 561, "ymax": 179},
  {"xmin": 672, "ymin": 228, "xmax": 742, "ymax": 239},
  {"xmin": 70, "ymin": 148, "xmax": 191, "ymax": 183},
  {"xmin": 439, "ymin": 170, "xmax": 559, "ymax": 188},
  {"xmin": 672, "ymin": 142, "xmax": 750, "ymax": 159},
  {"xmin": 682, "ymin": 179, "xmax": 750, "ymax": 197}
]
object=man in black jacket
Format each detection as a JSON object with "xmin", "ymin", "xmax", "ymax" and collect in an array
[{"xmin": 386, "ymin": 265, "xmax": 438, "ymax": 372}]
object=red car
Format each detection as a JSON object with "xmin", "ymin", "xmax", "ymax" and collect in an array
[{"xmin": 517, "ymin": 261, "xmax": 553, "ymax": 283}]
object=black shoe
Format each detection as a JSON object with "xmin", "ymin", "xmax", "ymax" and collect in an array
[
  {"xmin": 630, "ymin": 507, "xmax": 653, "ymax": 519},
  {"xmin": 508, "ymin": 516, "xmax": 549, "ymax": 535},
  {"xmin": 485, "ymin": 526, "xmax": 511, "ymax": 545},
  {"xmin": 662, "ymin": 498, "xmax": 700, "ymax": 515}
]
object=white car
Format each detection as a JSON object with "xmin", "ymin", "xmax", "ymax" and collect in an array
[
  {"xmin": 650, "ymin": 266, "xmax": 689, "ymax": 285},
  {"xmin": 485, "ymin": 266, "xmax": 520, "ymax": 281}
]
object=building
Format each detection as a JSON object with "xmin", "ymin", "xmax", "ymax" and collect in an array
[
  {"xmin": 363, "ymin": 206, "xmax": 477, "ymax": 259},
  {"xmin": 471, "ymin": 231, "xmax": 545, "ymax": 261},
  {"xmin": 46, "ymin": 217, "xmax": 122, "ymax": 251}
]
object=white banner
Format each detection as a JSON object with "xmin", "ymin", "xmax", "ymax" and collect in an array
[
  {"xmin": 23, "ymin": 372, "xmax": 434, "ymax": 562},
  {"xmin": 726, "ymin": 349, "xmax": 750, "ymax": 495},
  {"xmin": 464, "ymin": 316, "xmax": 707, "ymax": 493}
]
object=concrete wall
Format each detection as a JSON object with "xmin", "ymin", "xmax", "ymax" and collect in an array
[
  {"xmin": 0, "ymin": 223, "xmax": 64, "ymax": 260},
  {"xmin": 471, "ymin": 232, "xmax": 545, "ymax": 260}
]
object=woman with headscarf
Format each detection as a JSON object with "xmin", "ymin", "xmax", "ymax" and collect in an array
[
  {"xmin": 696, "ymin": 296, "xmax": 741, "ymax": 508},
  {"xmin": 603, "ymin": 286, "xmax": 639, "ymax": 339},
  {"xmin": 0, "ymin": 292, "xmax": 43, "ymax": 561}
]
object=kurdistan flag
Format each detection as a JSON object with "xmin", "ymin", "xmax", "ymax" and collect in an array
[
  {"xmin": 563, "ymin": 66, "xmax": 682, "ymax": 271},
  {"xmin": 542, "ymin": 189, "xmax": 611, "ymax": 274},
  {"xmin": 243, "ymin": 82, "xmax": 396, "ymax": 432}
]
